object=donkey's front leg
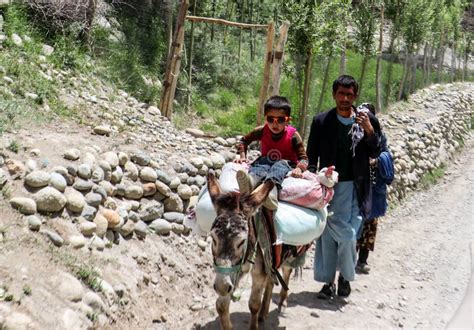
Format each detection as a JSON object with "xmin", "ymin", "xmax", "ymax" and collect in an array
[
  {"xmin": 249, "ymin": 270, "xmax": 267, "ymax": 330},
  {"xmin": 277, "ymin": 266, "xmax": 293, "ymax": 312},
  {"xmin": 259, "ymin": 276, "xmax": 274, "ymax": 322},
  {"xmin": 216, "ymin": 296, "xmax": 232, "ymax": 330}
]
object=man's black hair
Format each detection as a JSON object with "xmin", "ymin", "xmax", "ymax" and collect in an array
[
  {"xmin": 264, "ymin": 95, "xmax": 291, "ymax": 116},
  {"xmin": 332, "ymin": 74, "xmax": 359, "ymax": 95}
]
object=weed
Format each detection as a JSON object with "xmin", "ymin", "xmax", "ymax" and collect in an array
[
  {"xmin": 5, "ymin": 294, "xmax": 14, "ymax": 301},
  {"xmin": 86, "ymin": 312, "xmax": 98, "ymax": 322},
  {"xmin": 75, "ymin": 266, "xmax": 102, "ymax": 292},
  {"xmin": 1, "ymin": 185, "xmax": 12, "ymax": 199},
  {"xmin": 7, "ymin": 140, "xmax": 19, "ymax": 153},
  {"xmin": 420, "ymin": 164, "xmax": 446, "ymax": 189},
  {"xmin": 456, "ymin": 136, "xmax": 465, "ymax": 147},
  {"xmin": 23, "ymin": 284, "xmax": 32, "ymax": 296}
]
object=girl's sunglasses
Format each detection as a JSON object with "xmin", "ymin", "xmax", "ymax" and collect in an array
[{"xmin": 266, "ymin": 116, "xmax": 289, "ymax": 124}]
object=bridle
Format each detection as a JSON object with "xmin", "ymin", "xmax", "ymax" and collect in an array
[{"xmin": 212, "ymin": 213, "xmax": 259, "ymax": 297}]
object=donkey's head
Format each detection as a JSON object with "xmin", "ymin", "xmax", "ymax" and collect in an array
[{"xmin": 207, "ymin": 171, "xmax": 273, "ymax": 297}]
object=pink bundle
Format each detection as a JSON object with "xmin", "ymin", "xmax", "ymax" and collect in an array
[{"xmin": 278, "ymin": 166, "xmax": 338, "ymax": 210}]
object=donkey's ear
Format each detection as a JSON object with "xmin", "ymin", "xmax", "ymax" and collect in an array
[
  {"xmin": 207, "ymin": 170, "xmax": 222, "ymax": 203},
  {"xmin": 241, "ymin": 180, "xmax": 274, "ymax": 216}
]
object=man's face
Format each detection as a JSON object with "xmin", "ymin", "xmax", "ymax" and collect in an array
[
  {"xmin": 265, "ymin": 108, "xmax": 289, "ymax": 134},
  {"xmin": 333, "ymin": 86, "xmax": 357, "ymax": 118}
]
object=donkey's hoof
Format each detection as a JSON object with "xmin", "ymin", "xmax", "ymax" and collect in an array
[{"xmin": 277, "ymin": 303, "xmax": 287, "ymax": 314}]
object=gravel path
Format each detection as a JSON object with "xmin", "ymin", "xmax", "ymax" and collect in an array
[{"xmin": 196, "ymin": 135, "xmax": 473, "ymax": 329}]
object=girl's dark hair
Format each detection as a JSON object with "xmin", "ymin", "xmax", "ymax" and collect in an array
[
  {"xmin": 264, "ymin": 96, "xmax": 291, "ymax": 116},
  {"xmin": 332, "ymin": 75, "xmax": 359, "ymax": 95}
]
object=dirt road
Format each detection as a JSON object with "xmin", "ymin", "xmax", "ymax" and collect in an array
[{"xmin": 196, "ymin": 136, "xmax": 473, "ymax": 329}]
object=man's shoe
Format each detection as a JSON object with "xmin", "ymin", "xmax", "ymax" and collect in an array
[
  {"xmin": 355, "ymin": 262, "xmax": 371, "ymax": 274},
  {"xmin": 337, "ymin": 275, "xmax": 351, "ymax": 297},
  {"xmin": 317, "ymin": 283, "xmax": 336, "ymax": 300}
]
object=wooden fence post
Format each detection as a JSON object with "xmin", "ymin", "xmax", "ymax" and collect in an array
[
  {"xmin": 270, "ymin": 21, "xmax": 290, "ymax": 96},
  {"xmin": 256, "ymin": 22, "xmax": 275, "ymax": 126},
  {"xmin": 159, "ymin": 0, "xmax": 189, "ymax": 119}
]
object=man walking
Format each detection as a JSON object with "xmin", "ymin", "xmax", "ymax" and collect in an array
[{"xmin": 306, "ymin": 75, "xmax": 381, "ymax": 298}]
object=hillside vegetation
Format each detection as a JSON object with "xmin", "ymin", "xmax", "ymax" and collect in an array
[{"xmin": 0, "ymin": 0, "xmax": 472, "ymax": 139}]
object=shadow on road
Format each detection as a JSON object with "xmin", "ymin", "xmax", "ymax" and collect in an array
[
  {"xmin": 197, "ymin": 291, "xmax": 347, "ymax": 329},
  {"xmin": 197, "ymin": 309, "xmax": 284, "ymax": 330},
  {"xmin": 283, "ymin": 291, "xmax": 348, "ymax": 311}
]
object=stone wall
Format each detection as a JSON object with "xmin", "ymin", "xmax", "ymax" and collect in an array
[
  {"xmin": 0, "ymin": 83, "xmax": 472, "ymax": 250},
  {"xmin": 377, "ymin": 83, "xmax": 473, "ymax": 202}
]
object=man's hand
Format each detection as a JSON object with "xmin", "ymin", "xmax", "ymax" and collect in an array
[
  {"xmin": 356, "ymin": 112, "xmax": 374, "ymax": 136},
  {"xmin": 290, "ymin": 167, "xmax": 303, "ymax": 178}
]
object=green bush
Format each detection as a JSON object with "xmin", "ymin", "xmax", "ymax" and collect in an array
[{"xmin": 213, "ymin": 104, "xmax": 257, "ymax": 137}]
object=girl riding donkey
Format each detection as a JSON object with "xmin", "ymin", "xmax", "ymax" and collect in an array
[{"xmin": 235, "ymin": 95, "xmax": 308, "ymax": 208}]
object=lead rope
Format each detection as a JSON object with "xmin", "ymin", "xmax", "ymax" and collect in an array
[{"xmin": 231, "ymin": 247, "xmax": 256, "ymax": 302}]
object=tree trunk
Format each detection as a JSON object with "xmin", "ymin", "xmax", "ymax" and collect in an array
[
  {"xmin": 422, "ymin": 42, "xmax": 428, "ymax": 87},
  {"xmin": 165, "ymin": 0, "xmax": 174, "ymax": 58},
  {"xmin": 358, "ymin": 55, "xmax": 369, "ymax": 98},
  {"xmin": 299, "ymin": 51, "xmax": 313, "ymax": 140},
  {"xmin": 317, "ymin": 55, "xmax": 332, "ymax": 114},
  {"xmin": 456, "ymin": 50, "xmax": 462, "ymax": 81},
  {"xmin": 409, "ymin": 51, "xmax": 417, "ymax": 93},
  {"xmin": 211, "ymin": 0, "xmax": 216, "ymax": 42},
  {"xmin": 397, "ymin": 50, "xmax": 409, "ymax": 101},
  {"xmin": 221, "ymin": 0, "xmax": 234, "ymax": 66},
  {"xmin": 462, "ymin": 38, "xmax": 470, "ymax": 81},
  {"xmin": 186, "ymin": 0, "xmax": 197, "ymax": 110},
  {"xmin": 256, "ymin": 23, "xmax": 275, "ymax": 125},
  {"xmin": 270, "ymin": 21, "xmax": 290, "ymax": 96},
  {"xmin": 81, "ymin": 0, "xmax": 97, "ymax": 45},
  {"xmin": 339, "ymin": 43, "xmax": 346, "ymax": 75},
  {"xmin": 384, "ymin": 37, "xmax": 396, "ymax": 106},
  {"xmin": 436, "ymin": 41, "xmax": 445, "ymax": 83},
  {"xmin": 427, "ymin": 44, "xmax": 434, "ymax": 85},
  {"xmin": 160, "ymin": 0, "xmax": 189, "ymax": 119},
  {"xmin": 450, "ymin": 42, "xmax": 456, "ymax": 82},
  {"xmin": 238, "ymin": 0, "xmax": 244, "ymax": 63},
  {"xmin": 375, "ymin": 5, "xmax": 384, "ymax": 113},
  {"xmin": 249, "ymin": 0, "xmax": 255, "ymax": 61}
]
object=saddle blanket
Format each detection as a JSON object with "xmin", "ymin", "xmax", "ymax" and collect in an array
[{"xmin": 192, "ymin": 162, "xmax": 328, "ymax": 245}]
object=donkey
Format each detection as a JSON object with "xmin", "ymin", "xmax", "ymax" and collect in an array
[{"xmin": 207, "ymin": 171, "xmax": 303, "ymax": 330}]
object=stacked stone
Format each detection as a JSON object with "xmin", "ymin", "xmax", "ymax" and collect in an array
[
  {"xmin": 382, "ymin": 84, "xmax": 473, "ymax": 202},
  {"xmin": 6, "ymin": 147, "xmax": 228, "ymax": 250},
  {"xmin": 2, "ymin": 83, "xmax": 473, "ymax": 250}
]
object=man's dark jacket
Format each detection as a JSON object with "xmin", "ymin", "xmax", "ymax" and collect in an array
[{"xmin": 307, "ymin": 108, "xmax": 381, "ymax": 219}]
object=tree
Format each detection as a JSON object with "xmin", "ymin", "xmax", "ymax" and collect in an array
[
  {"xmin": 282, "ymin": 0, "xmax": 350, "ymax": 138},
  {"xmin": 375, "ymin": 5, "xmax": 384, "ymax": 113},
  {"xmin": 313, "ymin": 0, "xmax": 351, "ymax": 115},
  {"xmin": 384, "ymin": 0, "xmax": 405, "ymax": 105},
  {"xmin": 431, "ymin": 1, "xmax": 450, "ymax": 83},
  {"xmin": 353, "ymin": 0, "xmax": 379, "ymax": 98},
  {"xmin": 282, "ymin": 1, "xmax": 317, "ymax": 138},
  {"xmin": 447, "ymin": 0, "xmax": 464, "ymax": 82},
  {"xmin": 398, "ymin": 0, "xmax": 432, "ymax": 99}
]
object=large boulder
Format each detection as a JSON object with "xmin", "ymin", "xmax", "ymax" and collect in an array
[{"xmin": 34, "ymin": 187, "xmax": 67, "ymax": 212}]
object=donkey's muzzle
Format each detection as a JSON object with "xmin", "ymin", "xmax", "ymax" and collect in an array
[{"xmin": 214, "ymin": 278, "xmax": 234, "ymax": 296}]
